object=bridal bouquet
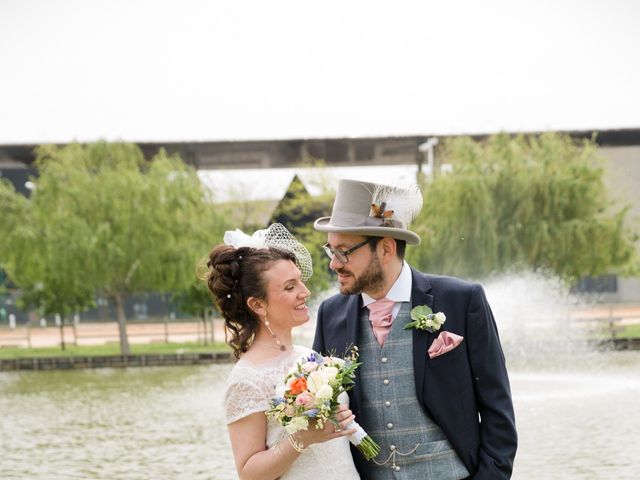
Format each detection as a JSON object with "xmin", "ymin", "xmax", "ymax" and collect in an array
[{"xmin": 266, "ymin": 347, "xmax": 380, "ymax": 460}]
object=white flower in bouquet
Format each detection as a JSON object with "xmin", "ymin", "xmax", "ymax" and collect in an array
[
  {"xmin": 323, "ymin": 366, "xmax": 340, "ymax": 385},
  {"xmin": 315, "ymin": 384, "xmax": 334, "ymax": 402},
  {"xmin": 307, "ymin": 370, "xmax": 329, "ymax": 393}
]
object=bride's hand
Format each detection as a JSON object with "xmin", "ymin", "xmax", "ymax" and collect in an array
[{"xmin": 294, "ymin": 405, "xmax": 357, "ymax": 448}]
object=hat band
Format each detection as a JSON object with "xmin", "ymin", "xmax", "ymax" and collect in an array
[{"xmin": 329, "ymin": 211, "xmax": 404, "ymax": 229}]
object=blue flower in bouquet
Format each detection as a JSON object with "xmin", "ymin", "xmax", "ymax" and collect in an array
[{"xmin": 305, "ymin": 352, "xmax": 324, "ymax": 364}]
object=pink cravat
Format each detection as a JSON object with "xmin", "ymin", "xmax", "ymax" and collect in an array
[{"xmin": 367, "ymin": 297, "xmax": 396, "ymax": 346}]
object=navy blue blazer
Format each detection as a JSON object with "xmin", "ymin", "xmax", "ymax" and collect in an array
[{"xmin": 312, "ymin": 268, "xmax": 517, "ymax": 479}]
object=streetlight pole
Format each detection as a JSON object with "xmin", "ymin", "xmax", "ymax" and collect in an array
[{"xmin": 418, "ymin": 137, "xmax": 439, "ymax": 180}]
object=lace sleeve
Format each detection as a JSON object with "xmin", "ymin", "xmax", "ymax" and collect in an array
[{"xmin": 224, "ymin": 366, "xmax": 271, "ymax": 425}]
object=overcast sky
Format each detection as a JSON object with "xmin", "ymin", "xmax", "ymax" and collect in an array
[{"xmin": 1, "ymin": 0, "xmax": 639, "ymax": 145}]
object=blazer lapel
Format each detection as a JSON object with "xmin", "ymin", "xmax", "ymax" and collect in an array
[
  {"xmin": 345, "ymin": 294, "xmax": 361, "ymax": 348},
  {"xmin": 410, "ymin": 269, "xmax": 434, "ymax": 402},
  {"xmin": 346, "ymin": 294, "xmax": 363, "ymax": 410}
]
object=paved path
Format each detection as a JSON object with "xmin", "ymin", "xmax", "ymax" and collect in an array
[
  {"xmin": 0, "ymin": 320, "xmax": 228, "ymax": 348},
  {"xmin": 1, "ymin": 304, "xmax": 638, "ymax": 348}
]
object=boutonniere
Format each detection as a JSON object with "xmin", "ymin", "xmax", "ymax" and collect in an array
[{"xmin": 404, "ymin": 305, "xmax": 446, "ymax": 332}]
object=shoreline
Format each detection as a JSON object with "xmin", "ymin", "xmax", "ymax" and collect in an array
[
  {"xmin": 2, "ymin": 338, "xmax": 639, "ymax": 371},
  {"xmin": 0, "ymin": 351, "xmax": 235, "ymax": 371}
]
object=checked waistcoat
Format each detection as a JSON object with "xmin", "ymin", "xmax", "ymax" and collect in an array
[{"xmin": 356, "ymin": 301, "xmax": 470, "ymax": 480}]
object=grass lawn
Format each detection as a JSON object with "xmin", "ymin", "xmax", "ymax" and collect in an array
[
  {"xmin": 617, "ymin": 323, "xmax": 640, "ymax": 339},
  {"xmin": 0, "ymin": 341, "xmax": 231, "ymax": 359},
  {"xmin": 586, "ymin": 322, "xmax": 640, "ymax": 341}
]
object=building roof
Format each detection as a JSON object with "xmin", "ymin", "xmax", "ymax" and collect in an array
[{"xmin": 2, "ymin": 128, "xmax": 640, "ymax": 169}]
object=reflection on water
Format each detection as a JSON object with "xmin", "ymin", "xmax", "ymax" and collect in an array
[{"xmin": 1, "ymin": 352, "xmax": 639, "ymax": 479}]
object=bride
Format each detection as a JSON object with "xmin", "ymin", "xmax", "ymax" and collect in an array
[{"xmin": 205, "ymin": 224, "xmax": 361, "ymax": 480}]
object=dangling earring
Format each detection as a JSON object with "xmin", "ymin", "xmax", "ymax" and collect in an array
[{"xmin": 264, "ymin": 312, "xmax": 286, "ymax": 352}]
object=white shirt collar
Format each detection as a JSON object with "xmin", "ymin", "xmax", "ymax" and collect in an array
[{"xmin": 362, "ymin": 261, "xmax": 412, "ymax": 306}]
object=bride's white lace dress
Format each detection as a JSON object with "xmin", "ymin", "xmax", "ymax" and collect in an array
[{"xmin": 224, "ymin": 345, "xmax": 360, "ymax": 479}]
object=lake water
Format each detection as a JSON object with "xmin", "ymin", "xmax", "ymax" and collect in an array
[
  {"xmin": 3, "ymin": 274, "xmax": 640, "ymax": 479},
  {"xmin": 1, "ymin": 350, "xmax": 639, "ymax": 480}
]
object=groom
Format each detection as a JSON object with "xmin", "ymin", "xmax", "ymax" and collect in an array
[{"xmin": 312, "ymin": 179, "xmax": 517, "ymax": 479}]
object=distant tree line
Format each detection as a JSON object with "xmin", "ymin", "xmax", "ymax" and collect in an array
[
  {"xmin": 273, "ymin": 133, "xmax": 638, "ymax": 285},
  {"xmin": 408, "ymin": 132, "xmax": 638, "ymax": 282},
  {"xmin": 0, "ymin": 142, "xmax": 230, "ymax": 354},
  {"xmin": 1, "ymin": 133, "xmax": 637, "ymax": 354}
]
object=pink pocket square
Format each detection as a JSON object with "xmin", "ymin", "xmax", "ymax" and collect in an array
[{"xmin": 428, "ymin": 331, "xmax": 464, "ymax": 359}]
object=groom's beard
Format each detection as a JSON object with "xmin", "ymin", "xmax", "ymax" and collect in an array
[{"xmin": 336, "ymin": 254, "xmax": 385, "ymax": 295}]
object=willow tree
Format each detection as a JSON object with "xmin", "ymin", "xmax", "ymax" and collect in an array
[
  {"xmin": 408, "ymin": 132, "xmax": 638, "ymax": 281},
  {"xmin": 1, "ymin": 173, "xmax": 99, "ymax": 349},
  {"xmin": 0, "ymin": 142, "xmax": 228, "ymax": 354}
]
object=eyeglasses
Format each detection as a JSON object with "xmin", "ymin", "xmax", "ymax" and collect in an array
[{"xmin": 322, "ymin": 239, "xmax": 370, "ymax": 263}]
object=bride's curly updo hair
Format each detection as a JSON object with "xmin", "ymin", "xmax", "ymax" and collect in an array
[{"xmin": 205, "ymin": 244, "xmax": 297, "ymax": 359}]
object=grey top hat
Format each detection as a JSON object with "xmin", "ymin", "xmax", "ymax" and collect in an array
[{"xmin": 314, "ymin": 179, "xmax": 423, "ymax": 245}]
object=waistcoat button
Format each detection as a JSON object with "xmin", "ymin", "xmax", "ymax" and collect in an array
[
  {"xmin": 385, "ymin": 401, "xmax": 391, "ymax": 407},
  {"xmin": 387, "ymin": 422, "xmax": 394, "ymax": 429},
  {"xmin": 381, "ymin": 357, "xmax": 388, "ymax": 363},
  {"xmin": 383, "ymin": 379, "xmax": 390, "ymax": 385}
]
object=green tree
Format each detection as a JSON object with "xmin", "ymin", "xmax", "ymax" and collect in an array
[
  {"xmin": 270, "ymin": 173, "xmax": 334, "ymax": 295},
  {"xmin": 408, "ymin": 132, "xmax": 638, "ymax": 282},
  {"xmin": 0, "ymin": 142, "xmax": 229, "ymax": 354}
]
